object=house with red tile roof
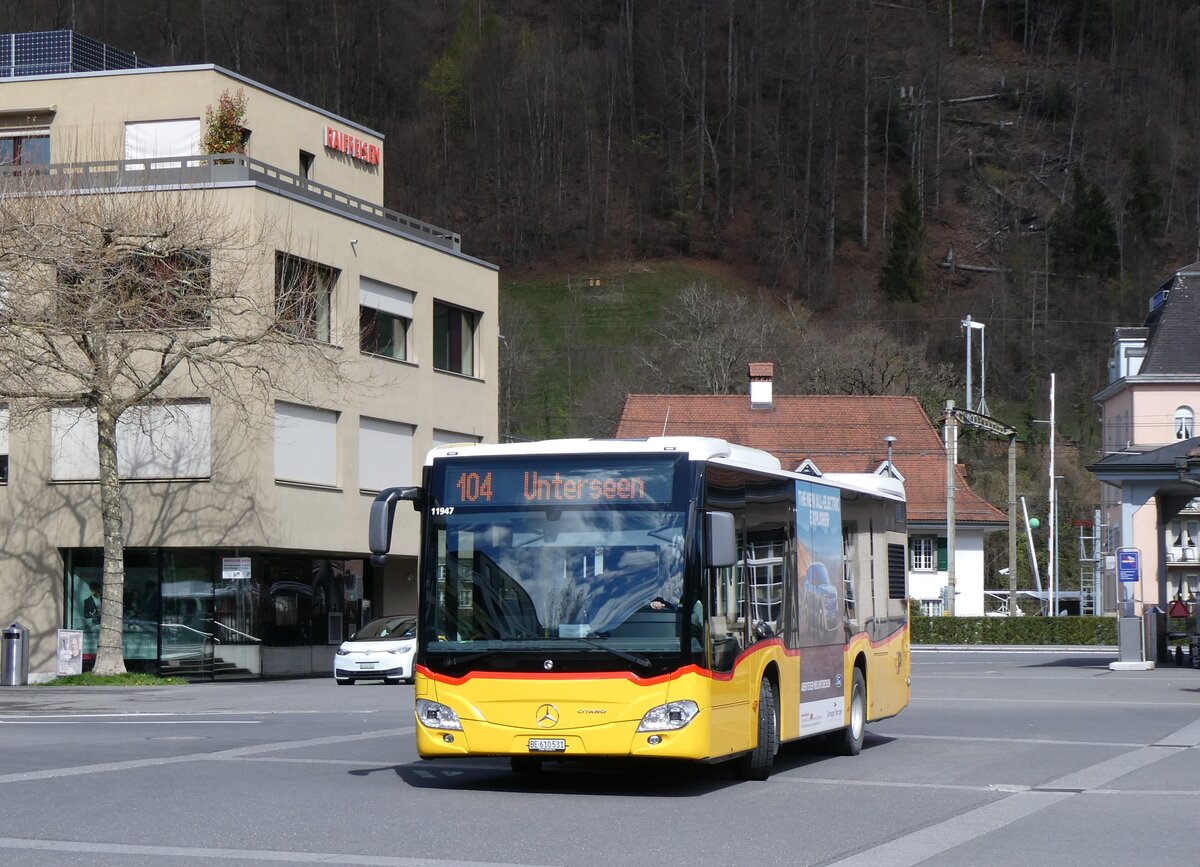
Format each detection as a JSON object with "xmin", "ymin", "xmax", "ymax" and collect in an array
[{"xmin": 615, "ymin": 363, "xmax": 1008, "ymax": 615}]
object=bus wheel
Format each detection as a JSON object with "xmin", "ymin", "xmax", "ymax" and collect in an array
[
  {"xmin": 837, "ymin": 668, "xmax": 866, "ymax": 756},
  {"xmin": 511, "ymin": 756, "xmax": 543, "ymax": 775},
  {"xmin": 734, "ymin": 678, "xmax": 778, "ymax": 781}
]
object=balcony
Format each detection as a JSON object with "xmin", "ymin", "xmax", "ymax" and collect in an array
[{"xmin": 0, "ymin": 153, "xmax": 462, "ymax": 253}]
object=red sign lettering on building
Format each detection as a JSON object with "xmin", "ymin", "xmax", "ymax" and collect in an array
[{"xmin": 324, "ymin": 126, "xmax": 380, "ymax": 166}]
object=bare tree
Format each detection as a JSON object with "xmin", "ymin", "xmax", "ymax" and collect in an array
[{"xmin": 0, "ymin": 173, "xmax": 353, "ymax": 675}]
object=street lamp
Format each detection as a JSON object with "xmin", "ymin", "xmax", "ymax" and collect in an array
[
  {"xmin": 1033, "ymin": 372, "xmax": 1057, "ymax": 616},
  {"xmin": 883, "ymin": 435, "xmax": 897, "ymax": 478}
]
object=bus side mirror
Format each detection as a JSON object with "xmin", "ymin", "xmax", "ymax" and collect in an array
[
  {"xmin": 706, "ymin": 511, "xmax": 736, "ymax": 568},
  {"xmin": 369, "ymin": 486, "xmax": 423, "ymax": 566}
]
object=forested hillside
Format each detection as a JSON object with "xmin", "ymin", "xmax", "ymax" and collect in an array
[{"xmin": 14, "ymin": 0, "xmax": 1200, "ymax": 585}]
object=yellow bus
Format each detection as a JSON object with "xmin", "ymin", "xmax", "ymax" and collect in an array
[{"xmin": 369, "ymin": 437, "xmax": 909, "ymax": 779}]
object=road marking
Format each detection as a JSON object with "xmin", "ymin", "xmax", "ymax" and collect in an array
[
  {"xmin": 0, "ymin": 726, "xmax": 414, "ymax": 784},
  {"xmin": 825, "ymin": 715, "xmax": 1200, "ymax": 867},
  {"xmin": 0, "ymin": 837, "xmax": 555, "ymax": 866},
  {"xmin": 778, "ymin": 776, "xmax": 1028, "ymax": 794},
  {"xmin": 828, "ymin": 790, "xmax": 1075, "ymax": 867},
  {"xmin": 0, "ymin": 715, "xmax": 261, "ymax": 720},
  {"xmin": 881, "ymin": 733, "xmax": 1146, "ymax": 748},
  {"xmin": 912, "ymin": 696, "xmax": 1197, "ymax": 707}
]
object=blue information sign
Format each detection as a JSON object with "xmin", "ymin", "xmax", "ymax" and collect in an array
[{"xmin": 1116, "ymin": 547, "xmax": 1140, "ymax": 583}]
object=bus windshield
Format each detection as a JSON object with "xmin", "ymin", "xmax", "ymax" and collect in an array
[{"xmin": 421, "ymin": 454, "xmax": 692, "ymax": 674}]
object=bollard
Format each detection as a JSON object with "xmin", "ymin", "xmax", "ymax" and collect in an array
[{"xmin": 1, "ymin": 622, "xmax": 30, "ymax": 686}]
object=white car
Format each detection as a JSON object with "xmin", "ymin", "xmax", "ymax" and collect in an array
[{"xmin": 334, "ymin": 615, "xmax": 417, "ymax": 685}]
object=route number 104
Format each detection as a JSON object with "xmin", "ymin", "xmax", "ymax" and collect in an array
[{"xmin": 455, "ymin": 471, "xmax": 494, "ymax": 502}]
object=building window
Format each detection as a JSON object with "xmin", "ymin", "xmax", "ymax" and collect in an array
[
  {"xmin": 433, "ymin": 301, "xmax": 478, "ymax": 376},
  {"xmin": 359, "ymin": 277, "xmax": 413, "ymax": 362},
  {"xmin": 1176, "ymin": 406, "xmax": 1194, "ymax": 440},
  {"xmin": 60, "ymin": 248, "xmax": 211, "ymax": 330},
  {"xmin": 274, "ymin": 402, "xmax": 338, "ymax": 487},
  {"xmin": 0, "ymin": 131, "xmax": 50, "ymax": 167},
  {"xmin": 911, "ymin": 536, "xmax": 936, "ymax": 572},
  {"xmin": 432, "ymin": 428, "xmax": 481, "ymax": 450},
  {"xmin": 358, "ymin": 417, "xmax": 414, "ymax": 493},
  {"xmin": 276, "ymin": 253, "xmax": 336, "ymax": 342},
  {"xmin": 50, "ymin": 403, "xmax": 211, "ymax": 481},
  {"xmin": 124, "ymin": 119, "xmax": 200, "ymax": 164},
  {"xmin": 299, "ymin": 150, "xmax": 314, "ymax": 178}
]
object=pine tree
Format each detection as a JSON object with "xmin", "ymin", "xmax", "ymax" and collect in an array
[
  {"xmin": 880, "ymin": 180, "xmax": 924, "ymax": 303},
  {"xmin": 1051, "ymin": 167, "xmax": 1119, "ymax": 279},
  {"xmin": 1124, "ymin": 145, "xmax": 1164, "ymax": 254}
]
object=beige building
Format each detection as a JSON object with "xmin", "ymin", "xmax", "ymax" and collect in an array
[{"xmin": 0, "ymin": 32, "xmax": 498, "ymax": 679}]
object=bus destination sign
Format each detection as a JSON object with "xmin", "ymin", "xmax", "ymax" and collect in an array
[{"xmin": 439, "ymin": 460, "xmax": 676, "ymax": 508}]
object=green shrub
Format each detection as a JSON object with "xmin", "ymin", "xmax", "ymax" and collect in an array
[{"xmin": 911, "ymin": 615, "xmax": 1117, "ymax": 645}]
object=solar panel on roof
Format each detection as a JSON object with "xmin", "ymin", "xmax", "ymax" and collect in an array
[{"xmin": 0, "ymin": 30, "xmax": 154, "ymax": 78}]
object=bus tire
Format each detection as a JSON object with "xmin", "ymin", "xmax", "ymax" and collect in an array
[
  {"xmin": 837, "ymin": 668, "xmax": 866, "ymax": 756},
  {"xmin": 734, "ymin": 678, "xmax": 778, "ymax": 781},
  {"xmin": 510, "ymin": 756, "xmax": 543, "ymax": 774}
]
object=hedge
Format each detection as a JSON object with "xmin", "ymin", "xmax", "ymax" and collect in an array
[{"xmin": 911, "ymin": 615, "xmax": 1118, "ymax": 645}]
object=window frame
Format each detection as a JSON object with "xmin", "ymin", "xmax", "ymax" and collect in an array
[
  {"xmin": 0, "ymin": 129, "xmax": 50, "ymax": 167},
  {"xmin": 275, "ymin": 252, "xmax": 337, "ymax": 343},
  {"xmin": 1175, "ymin": 406, "xmax": 1194, "ymax": 440},
  {"xmin": 433, "ymin": 300, "xmax": 479, "ymax": 376},
  {"xmin": 911, "ymin": 535, "xmax": 936, "ymax": 572}
]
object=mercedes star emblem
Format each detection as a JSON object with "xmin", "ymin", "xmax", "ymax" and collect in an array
[{"xmin": 535, "ymin": 704, "xmax": 560, "ymax": 728}]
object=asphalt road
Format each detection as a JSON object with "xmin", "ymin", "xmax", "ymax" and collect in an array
[{"xmin": 1, "ymin": 650, "xmax": 1198, "ymax": 866}]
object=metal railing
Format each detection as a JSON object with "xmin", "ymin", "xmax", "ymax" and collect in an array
[
  {"xmin": 210, "ymin": 619, "xmax": 262, "ymax": 643},
  {"xmin": 0, "ymin": 153, "xmax": 462, "ymax": 252},
  {"xmin": 160, "ymin": 622, "xmax": 218, "ymax": 679}
]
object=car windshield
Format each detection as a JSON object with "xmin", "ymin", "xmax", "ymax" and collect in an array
[
  {"xmin": 354, "ymin": 616, "xmax": 415, "ymax": 640},
  {"xmin": 425, "ymin": 506, "xmax": 688, "ymax": 652}
]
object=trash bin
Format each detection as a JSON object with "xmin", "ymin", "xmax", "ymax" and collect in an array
[
  {"xmin": 1143, "ymin": 606, "xmax": 1167, "ymax": 663},
  {"xmin": 1, "ymin": 622, "xmax": 29, "ymax": 686}
]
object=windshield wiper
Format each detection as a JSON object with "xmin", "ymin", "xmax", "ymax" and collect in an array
[{"xmin": 576, "ymin": 637, "xmax": 651, "ymax": 670}]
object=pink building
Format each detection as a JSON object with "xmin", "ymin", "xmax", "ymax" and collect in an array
[{"xmin": 1090, "ymin": 263, "xmax": 1200, "ymax": 613}]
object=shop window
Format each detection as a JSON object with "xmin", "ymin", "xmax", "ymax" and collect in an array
[
  {"xmin": 275, "ymin": 252, "xmax": 336, "ymax": 342},
  {"xmin": 359, "ymin": 276, "xmax": 413, "ymax": 361},
  {"xmin": 433, "ymin": 300, "xmax": 478, "ymax": 376}
]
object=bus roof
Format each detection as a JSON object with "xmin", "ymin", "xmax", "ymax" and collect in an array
[{"xmin": 424, "ymin": 438, "xmax": 905, "ymax": 503}]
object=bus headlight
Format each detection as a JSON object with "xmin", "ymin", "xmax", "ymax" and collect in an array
[
  {"xmin": 416, "ymin": 699, "xmax": 463, "ymax": 731},
  {"xmin": 637, "ymin": 700, "xmax": 699, "ymax": 731}
]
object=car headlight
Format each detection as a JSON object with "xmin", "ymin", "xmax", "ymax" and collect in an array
[
  {"xmin": 335, "ymin": 646, "xmax": 351, "ymax": 656},
  {"xmin": 637, "ymin": 700, "xmax": 699, "ymax": 732},
  {"xmin": 387, "ymin": 644, "xmax": 415, "ymax": 655},
  {"xmin": 416, "ymin": 699, "xmax": 462, "ymax": 731}
]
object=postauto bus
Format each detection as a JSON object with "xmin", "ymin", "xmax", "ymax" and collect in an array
[{"xmin": 369, "ymin": 437, "xmax": 909, "ymax": 779}]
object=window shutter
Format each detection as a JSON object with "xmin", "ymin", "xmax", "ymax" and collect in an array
[{"xmin": 936, "ymin": 537, "xmax": 948, "ymax": 571}]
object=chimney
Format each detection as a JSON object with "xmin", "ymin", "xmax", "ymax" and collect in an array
[{"xmin": 749, "ymin": 362, "xmax": 774, "ymax": 409}]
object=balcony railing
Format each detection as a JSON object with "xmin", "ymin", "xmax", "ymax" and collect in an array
[{"xmin": 0, "ymin": 153, "xmax": 462, "ymax": 252}]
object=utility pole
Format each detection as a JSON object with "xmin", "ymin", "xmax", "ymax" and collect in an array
[
  {"xmin": 945, "ymin": 400, "xmax": 957, "ymax": 615},
  {"xmin": 943, "ymin": 403, "xmax": 1019, "ymax": 616}
]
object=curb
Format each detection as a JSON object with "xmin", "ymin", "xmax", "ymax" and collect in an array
[{"xmin": 912, "ymin": 645, "xmax": 1118, "ymax": 654}]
